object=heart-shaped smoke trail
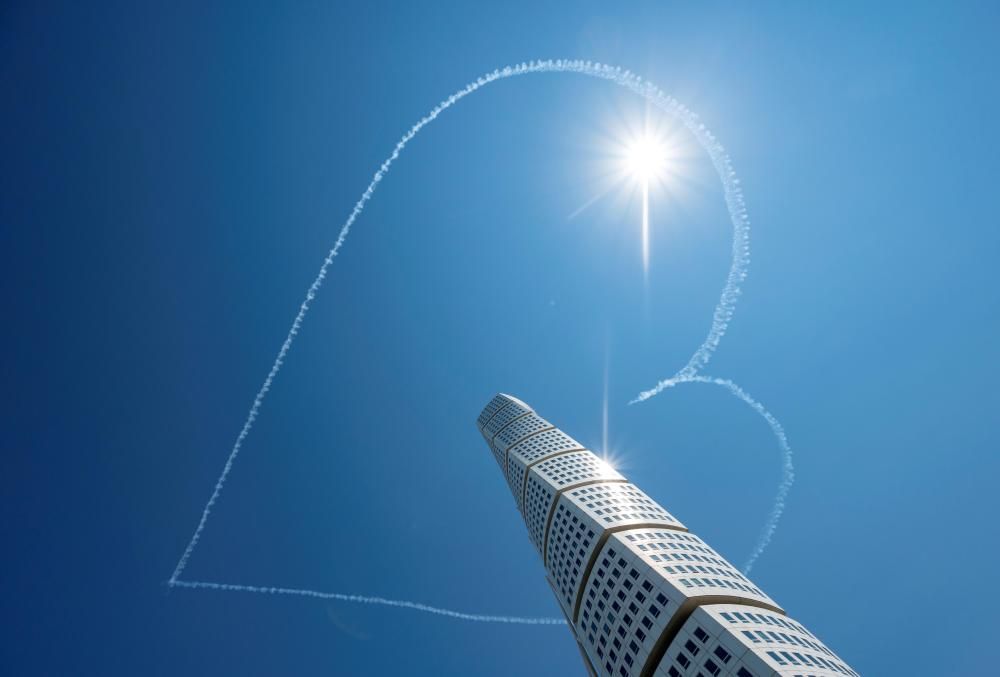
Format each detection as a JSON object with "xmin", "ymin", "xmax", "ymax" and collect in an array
[{"xmin": 167, "ymin": 60, "xmax": 794, "ymax": 624}]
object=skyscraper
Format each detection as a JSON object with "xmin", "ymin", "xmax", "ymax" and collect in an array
[{"xmin": 478, "ymin": 393, "xmax": 858, "ymax": 677}]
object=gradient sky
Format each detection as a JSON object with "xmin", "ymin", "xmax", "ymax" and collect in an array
[{"xmin": 3, "ymin": 2, "xmax": 999, "ymax": 675}]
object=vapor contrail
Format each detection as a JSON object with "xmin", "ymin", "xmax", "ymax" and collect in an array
[
  {"xmin": 169, "ymin": 579, "xmax": 566, "ymax": 625},
  {"xmin": 169, "ymin": 59, "xmax": 791, "ymax": 621},
  {"xmin": 632, "ymin": 375, "xmax": 793, "ymax": 574}
]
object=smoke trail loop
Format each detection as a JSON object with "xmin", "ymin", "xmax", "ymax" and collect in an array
[{"xmin": 168, "ymin": 58, "xmax": 793, "ymax": 620}]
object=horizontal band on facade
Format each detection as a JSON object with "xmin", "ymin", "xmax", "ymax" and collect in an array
[
  {"xmin": 542, "ymin": 477, "xmax": 634, "ymax": 569},
  {"xmin": 497, "ymin": 423, "xmax": 556, "ymax": 472},
  {"xmin": 517, "ymin": 447, "xmax": 588, "ymax": 517},
  {"xmin": 639, "ymin": 595, "xmax": 786, "ymax": 677},
  {"xmin": 570, "ymin": 521, "xmax": 690, "ymax": 625},
  {"xmin": 487, "ymin": 409, "xmax": 534, "ymax": 444}
]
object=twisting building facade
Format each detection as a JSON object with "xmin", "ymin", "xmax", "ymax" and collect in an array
[{"xmin": 477, "ymin": 393, "xmax": 858, "ymax": 677}]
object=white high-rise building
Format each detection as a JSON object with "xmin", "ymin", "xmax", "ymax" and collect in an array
[{"xmin": 478, "ymin": 393, "xmax": 858, "ymax": 677}]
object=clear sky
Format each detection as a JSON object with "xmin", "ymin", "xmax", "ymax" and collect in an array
[{"xmin": 3, "ymin": 2, "xmax": 999, "ymax": 675}]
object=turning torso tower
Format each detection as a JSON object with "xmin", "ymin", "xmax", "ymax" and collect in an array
[{"xmin": 477, "ymin": 393, "xmax": 858, "ymax": 677}]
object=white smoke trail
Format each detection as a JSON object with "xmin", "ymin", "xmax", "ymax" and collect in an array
[
  {"xmin": 634, "ymin": 376, "xmax": 793, "ymax": 574},
  {"xmin": 168, "ymin": 579, "xmax": 566, "ymax": 625},
  {"xmin": 169, "ymin": 58, "xmax": 788, "ymax": 619}
]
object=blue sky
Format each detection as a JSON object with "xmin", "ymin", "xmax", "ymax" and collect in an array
[{"xmin": 3, "ymin": 2, "xmax": 999, "ymax": 674}]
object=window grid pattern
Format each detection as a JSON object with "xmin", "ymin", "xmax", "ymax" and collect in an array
[
  {"xmin": 708, "ymin": 605, "xmax": 858, "ymax": 677},
  {"xmin": 505, "ymin": 429, "xmax": 585, "ymax": 510},
  {"xmin": 577, "ymin": 539, "xmax": 677, "ymax": 677},
  {"xmin": 490, "ymin": 440, "xmax": 506, "ymax": 468},
  {"xmin": 544, "ymin": 500, "xmax": 600, "ymax": 619},
  {"xmin": 505, "ymin": 462, "xmax": 528, "ymax": 513},
  {"xmin": 481, "ymin": 401, "xmax": 531, "ymax": 439},
  {"xmin": 477, "ymin": 394, "xmax": 513, "ymax": 430},
  {"xmin": 654, "ymin": 604, "xmax": 858, "ymax": 677},
  {"xmin": 509, "ymin": 427, "xmax": 585, "ymax": 464},
  {"xmin": 567, "ymin": 482, "xmax": 684, "ymax": 528},
  {"xmin": 523, "ymin": 474, "xmax": 556, "ymax": 555},
  {"xmin": 654, "ymin": 615, "xmax": 725, "ymax": 677},
  {"xmin": 493, "ymin": 413, "xmax": 552, "ymax": 454},
  {"xmin": 655, "ymin": 614, "xmax": 732, "ymax": 677},
  {"xmin": 622, "ymin": 530, "xmax": 775, "ymax": 608},
  {"xmin": 532, "ymin": 450, "xmax": 623, "ymax": 489}
]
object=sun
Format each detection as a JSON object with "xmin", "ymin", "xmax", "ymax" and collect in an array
[
  {"xmin": 624, "ymin": 133, "xmax": 670, "ymax": 183},
  {"xmin": 569, "ymin": 112, "xmax": 688, "ymax": 280},
  {"xmin": 619, "ymin": 129, "xmax": 676, "ymax": 276}
]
